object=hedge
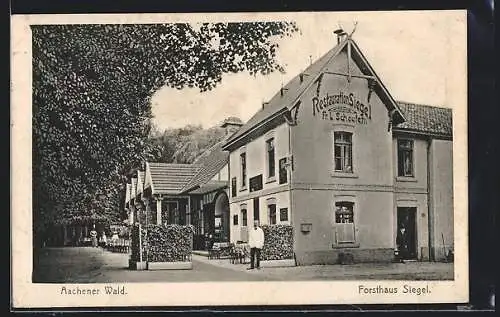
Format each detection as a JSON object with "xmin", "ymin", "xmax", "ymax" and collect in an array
[
  {"xmin": 261, "ymin": 224, "xmax": 294, "ymax": 261},
  {"xmin": 130, "ymin": 224, "xmax": 194, "ymax": 263}
]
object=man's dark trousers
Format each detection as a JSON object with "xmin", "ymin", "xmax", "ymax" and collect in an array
[{"xmin": 250, "ymin": 247, "xmax": 261, "ymax": 269}]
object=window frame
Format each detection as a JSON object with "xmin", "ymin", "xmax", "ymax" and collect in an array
[
  {"xmin": 397, "ymin": 138, "xmax": 415, "ymax": 177},
  {"xmin": 241, "ymin": 208, "xmax": 248, "ymax": 227},
  {"xmin": 334, "ymin": 131, "xmax": 353, "ymax": 173},
  {"xmin": 278, "ymin": 157, "xmax": 288, "ymax": 184},
  {"xmin": 332, "ymin": 199, "xmax": 358, "ymax": 246},
  {"xmin": 266, "ymin": 137, "xmax": 276, "ymax": 180},
  {"xmin": 279, "ymin": 207, "xmax": 289, "ymax": 223},
  {"xmin": 231, "ymin": 177, "xmax": 237, "ymax": 197},
  {"xmin": 240, "ymin": 152, "xmax": 247, "ymax": 188},
  {"xmin": 268, "ymin": 203, "xmax": 277, "ymax": 225}
]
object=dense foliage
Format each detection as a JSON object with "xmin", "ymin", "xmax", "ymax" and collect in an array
[
  {"xmin": 32, "ymin": 22, "xmax": 298, "ymax": 241},
  {"xmin": 261, "ymin": 224, "xmax": 294, "ymax": 261},
  {"xmin": 148, "ymin": 124, "xmax": 227, "ymax": 164},
  {"xmin": 131, "ymin": 224, "xmax": 194, "ymax": 263}
]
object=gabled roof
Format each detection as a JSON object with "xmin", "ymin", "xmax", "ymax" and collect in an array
[
  {"xmin": 181, "ymin": 140, "xmax": 229, "ymax": 193},
  {"xmin": 145, "ymin": 162, "xmax": 201, "ymax": 195},
  {"xmin": 395, "ymin": 102, "xmax": 453, "ymax": 138},
  {"xmin": 223, "ymin": 36, "xmax": 406, "ymax": 150},
  {"xmin": 224, "ymin": 39, "xmax": 347, "ymax": 148}
]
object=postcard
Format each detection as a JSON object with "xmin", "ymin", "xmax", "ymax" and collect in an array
[{"xmin": 11, "ymin": 10, "xmax": 468, "ymax": 308}]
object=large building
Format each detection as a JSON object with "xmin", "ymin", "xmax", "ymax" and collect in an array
[{"xmin": 221, "ymin": 32, "xmax": 454, "ymax": 265}]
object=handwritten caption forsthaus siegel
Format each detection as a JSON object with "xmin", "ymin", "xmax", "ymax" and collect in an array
[
  {"xmin": 358, "ymin": 284, "xmax": 432, "ymax": 295},
  {"xmin": 60, "ymin": 285, "xmax": 127, "ymax": 296}
]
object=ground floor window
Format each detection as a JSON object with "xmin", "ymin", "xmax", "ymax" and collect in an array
[
  {"xmin": 334, "ymin": 201, "xmax": 355, "ymax": 243},
  {"xmin": 279, "ymin": 208, "xmax": 288, "ymax": 222},
  {"xmin": 241, "ymin": 208, "xmax": 247, "ymax": 227},
  {"xmin": 268, "ymin": 204, "xmax": 277, "ymax": 225}
]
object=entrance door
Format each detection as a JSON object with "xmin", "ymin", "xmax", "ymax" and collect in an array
[
  {"xmin": 396, "ymin": 207, "xmax": 417, "ymax": 260},
  {"xmin": 253, "ymin": 197, "xmax": 260, "ymax": 224},
  {"xmin": 214, "ymin": 192, "xmax": 230, "ymax": 242}
]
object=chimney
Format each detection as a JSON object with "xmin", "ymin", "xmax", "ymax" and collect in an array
[
  {"xmin": 334, "ymin": 28, "xmax": 348, "ymax": 44},
  {"xmin": 221, "ymin": 117, "xmax": 244, "ymax": 136},
  {"xmin": 280, "ymin": 87, "xmax": 289, "ymax": 97},
  {"xmin": 262, "ymin": 102, "xmax": 269, "ymax": 109},
  {"xmin": 299, "ymin": 72, "xmax": 309, "ymax": 83}
]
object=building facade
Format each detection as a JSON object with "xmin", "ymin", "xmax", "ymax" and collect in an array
[{"xmin": 222, "ymin": 33, "xmax": 453, "ymax": 265}]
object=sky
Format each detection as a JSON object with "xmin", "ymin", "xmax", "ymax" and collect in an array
[{"xmin": 151, "ymin": 11, "xmax": 466, "ymax": 130}]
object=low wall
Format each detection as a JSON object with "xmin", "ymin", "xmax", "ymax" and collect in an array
[{"xmin": 295, "ymin": 248, "xmax": 395, "ymax": 265}]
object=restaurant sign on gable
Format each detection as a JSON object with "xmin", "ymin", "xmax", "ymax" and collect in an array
[{"xmin": 312, "ymin": 91, "xmax": 372, "ymax": 125}]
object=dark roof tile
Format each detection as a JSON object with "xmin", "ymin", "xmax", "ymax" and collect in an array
[
  {"xmin": 147, "ymin": 163, "xmax": 200, "ymax": 194},
  {"xmin": 395, "ymin": 102, "xmax": 452, "ymax": 137},
  {"xmin": 182, "ymin": 140, "xmax": 229, "ymax": 193}
]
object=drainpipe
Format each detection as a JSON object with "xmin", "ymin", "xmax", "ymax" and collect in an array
[
  {"xmin": 288, "ymin": 118, "xmax": 297, "ymax": 265},
  {"xmin": 426, "ymin": 137, "xmax": 434, "ymax": 261}
]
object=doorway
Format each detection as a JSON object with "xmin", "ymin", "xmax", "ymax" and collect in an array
[
  {"xmin": 396, "ymin": 207, "xmax": 417, "ymax": 260},
  {"xmin": 253, "ymin": 197, "xmax": 260, "ymax": 223},
  {"xmin": 214, "ymin": 192, "xmax": 230, "ymax": 242}
]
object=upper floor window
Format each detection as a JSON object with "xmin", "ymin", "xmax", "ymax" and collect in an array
[
  {"xmin": 231, "ymin": 177, "xmax": 237, "ymax": 197},
  {"xmin": 279, "ymin": 157, "xmax": 288, "ymax": 184},
  {"xmin": 240, "ymin": 152, "xmax": 247, "ymax": 187},
  {"xmin": 334, "ymin": 132, "xmax": 353, "ymax": 173},
  {"xmin": 397, "ymin": 139, "xmax": 414, "ymax": 177},
  {"xmin": 266, "ymin": 138, "xmax": 276, "ymax": 178},
  {"xmin": 249, "ymin": 174, "xmax": 263, "ymax": 192}
]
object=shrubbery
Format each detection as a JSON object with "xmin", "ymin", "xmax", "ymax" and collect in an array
[
  {"xmin": 130, "ymin": 224, "xmax": 194, "ymax": 263},
  {"xmin": 261, "ymin": 224, "xmax": 294, "ymax": 261}
]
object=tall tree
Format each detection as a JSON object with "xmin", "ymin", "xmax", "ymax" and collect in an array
[{"xmin": 32, "ymin": 22, "xmax": 299, "ymax": 242}]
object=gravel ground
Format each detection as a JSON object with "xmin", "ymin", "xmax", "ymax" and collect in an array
[{"xmin": 33, "ymin": 247, "xmax": 454, "ymax": 283}]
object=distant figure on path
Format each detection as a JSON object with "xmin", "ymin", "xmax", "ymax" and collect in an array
[
  {"xmin": 247, "ymin": 220, "xmax": 265, "ymax": 270},
  {"xmin": 90, "ymin": 225, "xmax": 98, "ymax": 248},
  {"xmin": 99, "ymin": 232, "xmax": 107, "ymax": 248}
]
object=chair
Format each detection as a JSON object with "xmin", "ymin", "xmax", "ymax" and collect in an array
[
  {"xmin": 208, "ymin": 243, "xmax": 221, "ymax": 260},
  {"xmin": 230, "ymin": 243, "xmax": 249, "ymax": 264}
]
